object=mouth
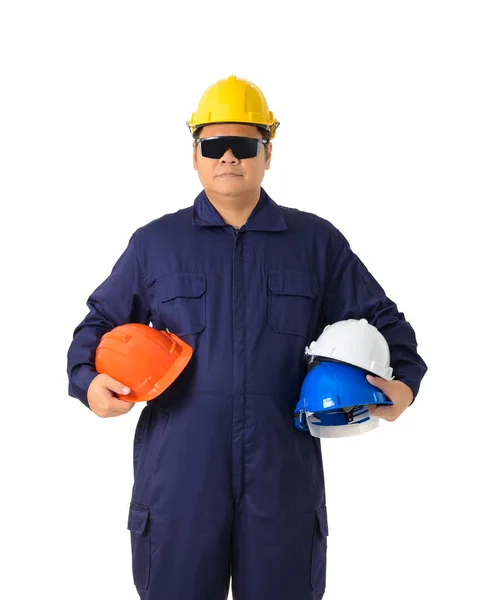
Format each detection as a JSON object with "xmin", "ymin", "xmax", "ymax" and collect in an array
[{"xmin": 218, "ymin": 173, "xmax": 242, "ymax": 178}]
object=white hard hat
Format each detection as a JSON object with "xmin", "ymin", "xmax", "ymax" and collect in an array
[
  {"xmin": 305, "ymin": 409, "xmax": 381, "ymax": 438},
  {"xmin": 305, "ymin": 318, "xmax": 393, "ymax": 380}
]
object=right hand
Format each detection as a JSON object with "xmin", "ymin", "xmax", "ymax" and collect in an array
[{"xmin": 87, "ymin": 374, "xmax": 135, "ymax": 418}]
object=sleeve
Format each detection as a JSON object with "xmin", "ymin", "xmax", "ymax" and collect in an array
[
  {"xmin": 321, "ymin": 226, "xmax": 428, "ymax": 404},
  {"xmin": 66, "ymin": 232, "xmax": 152, "ymax": 409}
]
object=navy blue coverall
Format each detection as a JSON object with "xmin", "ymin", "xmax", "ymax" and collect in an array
[{"xmin": 67, "ymin": 186, "xmax": 428, "ymax": 599}]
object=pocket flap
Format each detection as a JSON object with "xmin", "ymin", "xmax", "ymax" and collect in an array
[
  {"xmin": 157, "ymin": 273, "xmax": 207, "ymax": 303},
  {"xmin": 268, "ymin": 271, "xmax": 318, "ymax": 298},
  {"xmin": 127, "ymin": 502, "xmax": 150, "ymax": 536},
  {"xmin": 316, "ymin": 504, "xmax": 329, "ymax": 537}
]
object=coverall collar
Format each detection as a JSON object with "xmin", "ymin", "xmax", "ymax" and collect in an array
[{"xmin": 192, "ymin": 186, "xmax": 287, "ymax": 232}]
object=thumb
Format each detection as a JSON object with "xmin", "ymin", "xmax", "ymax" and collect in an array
[
  {"xmin": 105, "ymin": 376, "xmax": 131, "ymax": 395},
  {"xmin": 366, "ymin": 374, "xmax": 386, "ymax": 390}
]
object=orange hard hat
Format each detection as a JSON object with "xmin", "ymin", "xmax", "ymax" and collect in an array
[{"xmin": 95, "ymin": 323, "xmax": 193, "ymax": 403}]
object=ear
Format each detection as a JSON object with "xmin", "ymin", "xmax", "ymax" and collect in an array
[
  {"xmin": 265, "ymin": 142, "xmax": 272, "ymax": 170},
  {"xmin": 193, "ymin": 141, "xmax": 198, "ymax": 171}
]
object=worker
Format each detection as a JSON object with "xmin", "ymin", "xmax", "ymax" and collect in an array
[{"xmin": 66, "ymin": 75, "xmax": 428, "ymax": 600}]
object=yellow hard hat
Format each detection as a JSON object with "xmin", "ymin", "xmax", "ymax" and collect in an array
[{"xmin": 187, "ymin": 75, "xmax": 280, "ymax": 140}]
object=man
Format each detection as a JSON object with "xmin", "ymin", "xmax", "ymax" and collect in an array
[{"xmin": 67, "ymin": 75, "xmax": 427, "ymax": 599}]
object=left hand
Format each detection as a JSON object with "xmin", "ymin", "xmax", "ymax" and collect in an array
[{"xmin": 366, "ymin": 375, "xmax": 414, "ymax": 422}]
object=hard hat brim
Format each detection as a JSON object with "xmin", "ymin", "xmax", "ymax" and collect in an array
[{"xmin": 119, "ymin": 333, "xmax": 193, "ymax": 403}]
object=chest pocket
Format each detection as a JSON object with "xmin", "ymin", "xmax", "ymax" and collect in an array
[
  {"xmin": 156, "ymin": 273, "xmax": 206, "ymax": 336},
  {"xmin": 268, "ymin": 271, "xmax": 319, "ymax": 337}
]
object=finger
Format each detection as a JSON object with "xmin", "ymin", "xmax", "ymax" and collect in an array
[
  {"xmin": 370, "ymin": 405, "xmax": 398, "ymax": 421},
  {"xmin": 372, "ymin": 403, "xmax": 397, "ymax": 413},
  {"xmin": 111, "ymin": 408, "xmax": 133, "ymax": 417},
  {"xmin": 366, "ymin": 374, "xmax": 388, "ymax": 391},
  {"xmin": 108, "ymin": 396, "xmax": 135, "ymax": 412},
  {"xmin": 104, "ymin": 376, "xmax": 131, "ymax": 396}
]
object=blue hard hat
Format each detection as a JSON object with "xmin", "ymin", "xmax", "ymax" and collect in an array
[{"xmin": 294, "ymin": 361, "xmax": 393, "ymax": 437}]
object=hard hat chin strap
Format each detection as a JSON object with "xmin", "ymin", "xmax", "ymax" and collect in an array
[{"xmin": 341, "ymin": 407, "xmax": 355, "ymax": 423}]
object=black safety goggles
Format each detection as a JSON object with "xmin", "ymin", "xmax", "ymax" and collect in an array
[{"xmin": 197, "ymin": 136, "xmax": 268, "ymax": 160}]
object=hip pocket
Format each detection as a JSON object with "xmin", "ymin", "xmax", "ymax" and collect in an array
[
  {"xmin": 127, "ymin": 502, "xmax": 151, "ymax": 591},
  {"xmin": 268, "ymin": 271, "xmax": 318, "ymax": 337},
  {"xmin": 133, "ymin": 406, "xmax": 168, "ymax": 478},
  {"xmin": 311, "ymin": 504, "xmax": 329, "ymax": 593},
  {"xmin": 133, "ymin": 405, "xmax": 150, "ymax": 475}
]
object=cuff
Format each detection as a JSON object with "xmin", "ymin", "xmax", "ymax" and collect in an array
[{"xmin": 68, "ymin": 367, "xmax": 99, "ymax": 410}]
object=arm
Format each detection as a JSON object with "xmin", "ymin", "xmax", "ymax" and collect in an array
[
  {"xmin": 321, "ymin": 226, "xmax": 428, "ymax": 404},
  {"xmin": 66, "ymin": 232, "xmax": 152, "ymax": 409}
]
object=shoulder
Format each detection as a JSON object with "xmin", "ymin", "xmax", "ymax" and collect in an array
[
  {"xmin": 132, "ymin": 205, "xmax": 194, "ymax": 241},
  {"xmin": 278, "ymin": 204, "xmax": 340, "ymax": 239}
]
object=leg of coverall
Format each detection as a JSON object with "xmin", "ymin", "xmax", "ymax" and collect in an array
[
  {"xmin": 230, "ymin": 393, "xmax": 329, "ymax": 600},
  {"xmin": 127, "ymin": 396, "xmax": 234, "ymax": 599}
]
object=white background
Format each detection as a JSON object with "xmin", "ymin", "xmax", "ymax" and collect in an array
[{"xmin": 1, "ymin": 1, "xmax": 481, "ymax": 598}]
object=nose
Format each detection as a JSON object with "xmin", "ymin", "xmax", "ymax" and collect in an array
[{"xmin": 220, "ymin": 148, "xmax": 240, "ymax": 163}]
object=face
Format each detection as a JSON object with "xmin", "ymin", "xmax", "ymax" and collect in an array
[{"xmin": 192, "ymin": 123, "xmax": 272, "ymax": 199}]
